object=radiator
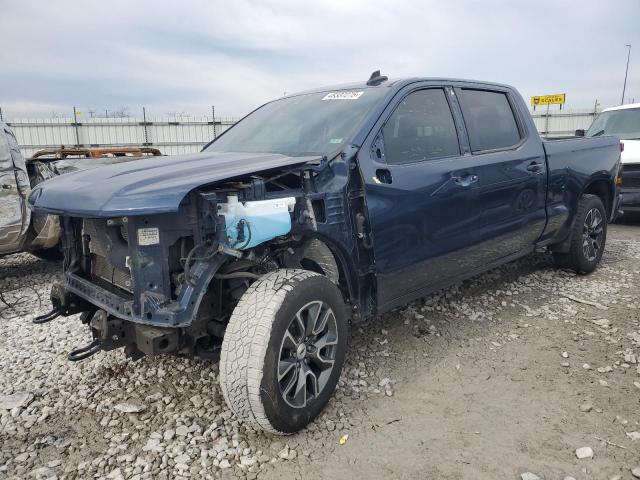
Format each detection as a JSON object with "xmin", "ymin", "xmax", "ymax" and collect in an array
[{"xmin": 84, "ymin": 219, "xmax": 133, "ymax": 293}]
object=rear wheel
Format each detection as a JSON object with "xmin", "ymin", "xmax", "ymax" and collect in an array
[
  {"xmin": 553, "ymin": 194, "xmax": 607, "ymax": 274},
  {"xmin": 220, "ymin": 269, "xmax": 348, "ymax": 434}
]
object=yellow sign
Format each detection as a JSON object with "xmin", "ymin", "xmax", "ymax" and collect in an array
[{"xmin": 531, "ymin": 94, "xmax": 566, "ymax": 106}]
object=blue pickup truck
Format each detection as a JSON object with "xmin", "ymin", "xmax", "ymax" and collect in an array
[{"xmin": 29, "ymin": 72, "xmax": 622, "ymax": 434}]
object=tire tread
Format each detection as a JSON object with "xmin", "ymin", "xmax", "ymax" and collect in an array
[
  {"xmin": 219, "ymin": 269, "xmax": 319, "ymax": 433},
  {"xmin": 553, "ymin": 194, "xmax": 606, "ymax": 274}
]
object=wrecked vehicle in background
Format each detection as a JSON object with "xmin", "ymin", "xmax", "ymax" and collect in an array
[
  {"xmin": 29, "ymin": 72, "xmax": 622, "ymax": 434},
  {"xmin": 0, "ymin": 123, "xmax": 161, "ymax": 258}
]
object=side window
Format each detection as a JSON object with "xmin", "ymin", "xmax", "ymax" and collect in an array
[
  {"xmin": 382, "ymin": 89, "xmax": 460, "ymax": 165},
  {"xmin": 457, "ymin": 89, "xmax": 522, "ymax": 152}
]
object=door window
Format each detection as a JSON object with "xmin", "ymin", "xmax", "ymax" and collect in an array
[
  {"xmin": 457, "ymin": 89, "xmax": 522, "ymax": 152},
  {"xmin": 382, "ymin": 89, "xmax": 460, "ymax": 165}
]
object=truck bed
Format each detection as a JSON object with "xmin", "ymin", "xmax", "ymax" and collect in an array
[{"xmin": 539, "ymin": 135, "xmax": 621, "ymax": 245}]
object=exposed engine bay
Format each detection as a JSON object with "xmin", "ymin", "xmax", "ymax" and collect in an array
[{"xmin": 40, "ymin": 156, "xmax": 375, "ymax": 361}]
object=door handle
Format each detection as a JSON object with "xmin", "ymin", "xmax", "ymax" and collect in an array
[
  {"xmin": 526, "ymin": 162, "xmax": 543, "ymax": 173},
  {"xmin": 453, "ymin": 173, "xmax": 478, "ymax": 187}
]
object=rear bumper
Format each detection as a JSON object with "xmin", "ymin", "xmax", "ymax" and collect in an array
[
  {"xmin": 620, "ymin": 166, "xmax": 640, "ymax": 211},
  {"xmin": 621, "ymin": 188, "xmax": 640, "ymax": 211},
  {"xmin": 613, "ymin": 190, "xmax": 624, "ymax": 220}
]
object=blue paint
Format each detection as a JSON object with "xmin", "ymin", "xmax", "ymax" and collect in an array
[
  {"xmin": 31, "ymin": 76, "xmax": 623, "ymax": 325},
  {"xmin": 27, "ymin": 151, "xmax": 316, "ymax": 217}
]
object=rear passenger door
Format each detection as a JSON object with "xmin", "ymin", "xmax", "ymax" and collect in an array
[
  {"xmin": 454, "ymin": 86, "xmax": 547, "ymax": 260},
  {"xmin": 360, "ymin": 85, "xmax": 481, "ymax": 308}
]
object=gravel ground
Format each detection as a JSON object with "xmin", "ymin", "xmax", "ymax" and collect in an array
[{"xmin": 1, "ymin": 223, "xmax": 639, "ymax": 480}]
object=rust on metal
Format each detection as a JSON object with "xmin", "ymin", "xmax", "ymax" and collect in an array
[{"xmin": 30, "ymin": 146, "xmax": 162, "ymax": 161}]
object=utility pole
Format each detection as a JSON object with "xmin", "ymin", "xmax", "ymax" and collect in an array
[{"xmin": 621, "ymin": 44, "xmax": 631, "ymax": 105}]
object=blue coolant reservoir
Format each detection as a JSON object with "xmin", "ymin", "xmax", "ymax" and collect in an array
[{"xmin": 218, "ymin": 194, "xmax": 297, "ymax": 249}]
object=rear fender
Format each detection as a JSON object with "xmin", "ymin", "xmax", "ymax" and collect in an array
[{"xmin": 549, "ymin": 179, "xmax": 614, "ymax": 253}]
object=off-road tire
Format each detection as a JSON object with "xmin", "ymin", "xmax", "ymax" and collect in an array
[
  {"xmin": 220, "ymin": 269, "xmax": 348, "ymax": 434},
  {"xmin": 553, "ymin": 194, "xmax": 607, "ymax": 274}
]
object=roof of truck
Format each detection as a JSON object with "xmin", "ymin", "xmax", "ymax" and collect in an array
[
  {"xmin": 287, "ymin": 76, "xmax": 515, "ymax": 98},
  {"xmin": 603, "ymin": 102, "xmax": 640, "ymax": 112}
]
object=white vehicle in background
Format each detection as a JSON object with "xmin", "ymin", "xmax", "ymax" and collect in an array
[{"xmin": 583, "ymin": 103, "xmax": 640, "ymax": 213}]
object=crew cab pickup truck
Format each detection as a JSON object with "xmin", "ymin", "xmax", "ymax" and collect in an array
[
  {"xmin": 29, "ymin": 73, "xmax": 622, "ymax": 434},
  {"xmin": 0, "ymin": 120, "xmax": 162, "ymax": 258}
]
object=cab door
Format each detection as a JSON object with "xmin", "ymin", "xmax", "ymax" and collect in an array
[
  {"xmin": 453, "ymin": 86, "xmax": 547, "ymax": 259},
  {"xmin": 359, "ymin": 85, "xmax": 481, "ymax": 310},
  {"xmin": 0, "ymin": 126, "xmax": 30, "ymax": 255}
]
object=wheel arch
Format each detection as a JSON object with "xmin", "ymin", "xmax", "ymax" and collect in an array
[
  {"xmin": 550, "ymin": 189, "xmax": 608, "ymax": 254},
  {"xmin": 583, "ymin": 178, "xmax": 614, "ymax": 219},
  {"xmin": 285, "ymin": 233, "xmax": 359, "ymax": 307}
]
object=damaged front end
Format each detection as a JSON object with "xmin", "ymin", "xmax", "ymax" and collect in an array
[{"xmin": 34, "ymin": 152, "xmax": 374, "ymax": 362}]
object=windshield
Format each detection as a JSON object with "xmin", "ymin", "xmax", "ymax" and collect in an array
[
  {"xmin": 586, "ymin": 108, "xmax": 640, "ymax": 140},
  {"xmin": 205, "ymin": 88, "xmax": 388, "ymax": 157}
]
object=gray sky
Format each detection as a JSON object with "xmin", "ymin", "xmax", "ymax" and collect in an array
[{"xmin": 0, "ymin": 0, "xmax": 638, "ymax": 119}]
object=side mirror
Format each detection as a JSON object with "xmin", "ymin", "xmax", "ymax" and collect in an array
[{"xmin": 575, "ymin": 129, "xmax": 585, "ymax": 137}]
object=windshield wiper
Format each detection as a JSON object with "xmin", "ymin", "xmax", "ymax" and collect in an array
[{"xmin": 590, "ymin": 130, "xmax": 605, "ymax": 137}]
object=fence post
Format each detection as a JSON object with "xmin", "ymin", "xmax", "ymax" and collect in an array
[
  {"xmin": 544, "ymin": 104, "xmax": 550, "ymax": 136},
  {"xmin": 73, "ymin": 106, "xmax": 81, "ymax": 146},
  {"xmin": 142, "ymin": 107, "xmax": 149, "ymax": 145},
  {"xmin": 211, "ymin": 105, "xmax": 217, "ymax": 139}
]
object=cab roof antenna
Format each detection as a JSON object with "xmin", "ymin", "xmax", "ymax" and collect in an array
[{"xmin": 366, "ymin": 70, "xmax": 388, "ymax": 86}]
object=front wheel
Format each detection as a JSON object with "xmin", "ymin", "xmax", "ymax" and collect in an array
[
  {"xmin": 553, "ymin": 194, "xmax": 607, "ymax": 274},
  {"xmin": 220, "ymin": 269, "xmax": 348, "ymax": 434}
]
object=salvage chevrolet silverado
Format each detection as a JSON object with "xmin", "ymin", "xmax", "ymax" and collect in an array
[{"xmin": 29, "ymin": 73, "xmax": 622, "ymax": 433}]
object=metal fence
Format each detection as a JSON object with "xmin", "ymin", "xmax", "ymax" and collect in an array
[
  {"xmin": 3, "ymin": 108, "xmax": 602, "ymax": 158},
  {"xmin": 530, "ymin": 108, "xmax": 599, "ymax": 137},
  {"xmin": 4, "ymin": 114, "xmax": 237, "ymax": 158}
]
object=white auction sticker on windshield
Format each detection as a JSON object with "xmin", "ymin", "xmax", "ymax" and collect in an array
[
  {"xmin": 137, "ymin": 227, "xmax": 160, "ymax": 246},
  {"xmin": 322, "ymin": 91, "xmax": 364, "ymax": 100}
]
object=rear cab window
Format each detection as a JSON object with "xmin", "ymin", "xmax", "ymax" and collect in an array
[{"xmin": 457, "ymin": 89, "xmax": 522, "ymax": 152}]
